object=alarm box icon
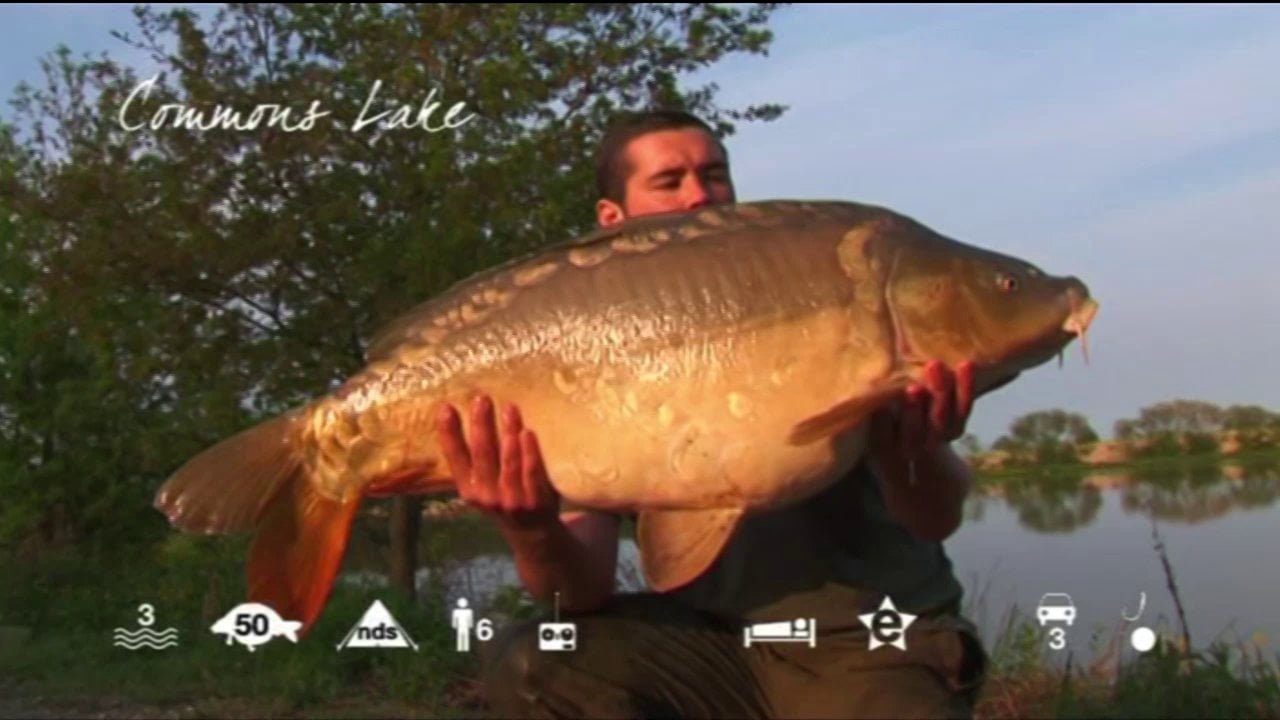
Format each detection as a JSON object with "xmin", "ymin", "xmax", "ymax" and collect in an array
[{"xmin": 538, "ymin": 622, "xmax": 577, "ymax": 652}]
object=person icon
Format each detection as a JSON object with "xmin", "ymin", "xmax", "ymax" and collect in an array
[{"xmin": 452, "ymin": 598, "xmax": 474, "ymax": 652}]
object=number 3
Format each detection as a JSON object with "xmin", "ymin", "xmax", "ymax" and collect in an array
[
  {"xmin": 138, "ymin": 603, "xmax": 155, "ymax": 627},
  {"xmin": 1049, "ymin": 627, "xmax": 1066, "ymax": 650}
]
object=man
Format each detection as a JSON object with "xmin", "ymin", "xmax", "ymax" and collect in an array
[{"xmin": 435, "ymin": 110, "xmax": 988, "ymax": 719}]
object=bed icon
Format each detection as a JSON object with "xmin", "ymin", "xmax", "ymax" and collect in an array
[{"xmin": 742, "ymin": 618, "xmax": 817, "ymax": 648}]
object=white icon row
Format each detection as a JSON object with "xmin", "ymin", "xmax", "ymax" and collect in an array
[
  {"xmin": 451, "ymin": 593, "xmax": 579, "ymax": 653},
  {"xmin": 114, "ymin": 595, "xmax": 926, "ymax": 655},
  {"xmin": 115, "ymin": 599, "xmax": 443, "ymax": 653},
  {"xmin": 113, "ymin": 596, "xmax": 577, "ymax": 654},
  {"xmin": 1036, "ymin": 590, "xmax": 1158, "ymax": 654},
  {"xmin": 115, "ymin": 591, "xmax": 1165, "ymax": 656},
  {"xmin": 743, "ymin": 596, "xmax": 918, "ymax": 652}
]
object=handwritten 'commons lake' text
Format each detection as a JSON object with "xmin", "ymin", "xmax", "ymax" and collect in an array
[{"xmin": 117, "ymin": 76, "xmax": 476, "ymax": 133}]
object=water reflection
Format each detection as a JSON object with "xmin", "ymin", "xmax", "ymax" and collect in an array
[
  {"xmin": 1119, "ymin": 458, "xmax": 1280, "ymax": 524},
  {"xmin": 947, "ymin": 454, "xmax": 1280, "ymax": 663},
  {"xmin": 988, "ymin": 455, "xmax": 1280, "ymax": 531},
  {"xmin": 340, "ymin": 505, "xmax": 646, "ymax": 611},
  {"xmin": 1003, "ymin": 476, "xmax": 1103, "ymax": 533}
]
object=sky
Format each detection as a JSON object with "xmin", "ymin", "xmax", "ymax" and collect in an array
[{"xmin": 2, "ymin": 4, "xmax": 1278, "ymax": 446}]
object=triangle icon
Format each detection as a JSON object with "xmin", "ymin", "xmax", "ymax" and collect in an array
[{"xmin": 336, "ymin": 599, "xmax": 419, "ymax": 651}]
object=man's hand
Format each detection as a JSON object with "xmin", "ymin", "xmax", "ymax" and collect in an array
[
  {"xmin": 870, "ymin": 360, "xmax": 975, "ymax": 463},
  {"xmin": 434, "ymin": 394, "xmax": 619, "ymax": 611},
  {"xmin": 437, "ymin": 394, "xmax": 560, "ymax": 533},
  {"xmin": 868, "ymin": 361, "xmax": 976, "ymax": 542}
]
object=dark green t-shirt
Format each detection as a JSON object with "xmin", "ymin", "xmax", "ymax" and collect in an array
[{"xmin": 655, "ymin": 460, "xmax": 964, "ymax": 627}]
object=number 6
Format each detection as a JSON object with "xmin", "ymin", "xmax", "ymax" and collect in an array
[{"xmin": 476, "ymin": 619, "xmax": 493, "ymax": 641}]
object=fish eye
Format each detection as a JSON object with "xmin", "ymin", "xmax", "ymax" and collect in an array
[{"xmin": 996, "ymin": 272, "xmax": 1019, "ymax": 292}]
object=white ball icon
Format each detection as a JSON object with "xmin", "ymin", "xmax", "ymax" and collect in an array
[{"xmin": 1130, "ymin": 627, "xmax": 1156, "ymax": 653}]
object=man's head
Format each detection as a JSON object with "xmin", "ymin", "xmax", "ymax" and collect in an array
[{"xmin": 594, "ymin": 109, "xmax": 736, "ymax": 227}]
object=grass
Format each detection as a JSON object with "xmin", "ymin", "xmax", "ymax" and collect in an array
[
  {"xmin": 0, "ymin": 532, "xmax": 485, "ymax": 718},
  {"xmin": 974, "ymin": 447, "xmax": 1280, "ymax": 488},
  {"xmin": 3, "ymin": 493, "xmax": 1279, "ymax": 719},
  {"xmin": 974, "ymin": 613, "xmax": 1280, "ymax": 719},
  {"xmin": 971, "ymin": 514, "xmax": 1280, "ymax": 719}
]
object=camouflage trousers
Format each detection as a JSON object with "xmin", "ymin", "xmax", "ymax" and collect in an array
[{"xmin": 479, "ymin": 591, "xmax": 988, "ymax": 720}]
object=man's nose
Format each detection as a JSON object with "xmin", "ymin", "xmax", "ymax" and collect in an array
[{"xmin": 682, "ymin": 179, "xmax": 711, "ymax": 209}]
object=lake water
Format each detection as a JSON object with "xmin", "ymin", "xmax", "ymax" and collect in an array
[
  {"xmin": 947, "ymin": 456, "xmax": 1280, "ymax": 665},
  {"xmin": 344, "ymin": 455, "xmax": 1280, "ymax": 666}
]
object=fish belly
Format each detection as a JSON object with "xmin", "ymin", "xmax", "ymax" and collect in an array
[
  {"xmin": 487, "ymin": 304, "xmax": 892, "ymax": 515},
  {"xmin": 309, "ymin": 204, "xmax": 900, "ymax": 510}
]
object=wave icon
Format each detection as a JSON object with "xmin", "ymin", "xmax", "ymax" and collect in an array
[{"xmin": 113, "ymin": 626, "xmax": 179, "ymax": 650}]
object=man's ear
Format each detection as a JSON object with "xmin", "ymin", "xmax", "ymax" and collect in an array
[{"xmin": 596, "ymin": 198, "xmax": 626, "ymax": 228}]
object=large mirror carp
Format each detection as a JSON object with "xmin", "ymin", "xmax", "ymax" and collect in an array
[{"xmin": 154, "ymin": 199, "xmax": 1099, "ymax": 635}]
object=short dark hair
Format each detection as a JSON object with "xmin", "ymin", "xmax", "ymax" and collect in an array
[{"xmin": 594, "ymin": 109, "xmax": 727, "ymax": 204}]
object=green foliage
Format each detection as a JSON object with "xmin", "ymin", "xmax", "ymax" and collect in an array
[
  {"xmin": 1223, "ymin": 405, "xmax": 1280, "ymax": 431},
  {"xmin": 986, "ymin": 606, "xmax": 1050, "ymax": 677},
  {"xmin": 1237, "ymin": 429, "xmax": 1280, "ymax": 452},
  {"xmin": 1007, "ymin": 409, "xmax": 1097, "ymax": 445},
  {"xmin": 1117, "ymin": 399, "xmax": 1235, "ymax": 446},
  {"xmin": 1140, "ymin": 432, "xmax": 1187, "ymax": 459},
  {"xmin": 991, "ymin": 409, "xmax": 1097, "ymax": 467},
  {"xmin": 1113, "ymin": 418, "xmax": 1137, "ymax": 441},
  {"xmin": 1184, "ymin": 431, "xmax": 1220, "ymax": 456},
  {"xmin": 0, "ymin": 3, "xmax": 790, "ymax": 556},
  {"xmin": 957, "ymin": 433, "xmax": 983, "ymax": 458},
  {"xmin": 979, "ymin": 601, "xmax": 1280, "ymax": 719},
  {"xmin": 1052, "ymin": 639, "xmax": 1280, "ymax": 719},
  {"xmin": 0, "ymin": 545, "xmax": 474, "ymax": 711}
]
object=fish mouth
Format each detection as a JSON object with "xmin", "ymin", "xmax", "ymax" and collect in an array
[{"xmin": 1057, "ymin": 295, "xmax": 1099, "ymax": 367}]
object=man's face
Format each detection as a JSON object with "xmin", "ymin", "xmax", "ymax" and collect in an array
[{"xmin": 596, "ymin": 127, "xmax": 736, "ymax": 227}]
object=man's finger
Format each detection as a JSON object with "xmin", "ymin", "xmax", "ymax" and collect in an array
[
  {"xmin": 948, "ymin": 362, "xmax": 974, "ymax": 441},
  {"xmin": 469, "ymin": 394, "xmax": 500, "ymax": 492},
  {"xmin": 901, "ymin": 386, "xmax": 926, "ymax": 456},
  {"xmin": 437, "ymin": 404, "xmax": 472, "ymax": 485},
  {"xmin": 498, "ymin": 403, "xmax": 527, "ymax": 510},
  {"xmin": 956, "ymin": 361, "xmax": 975, "ymax": 426},
  {"xmin": 522, "ymin": 428, "xmax": 557, "ymax": 509},
  {"xmin": 927, "ymin": 365, "xmax": 954, "ymax": 446}
]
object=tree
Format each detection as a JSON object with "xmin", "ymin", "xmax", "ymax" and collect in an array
[
  {"xmin": 956, "ymin": 433, "xmax": 982, "ymax": 458},
  {"xmin": 1133, "ymin": 399, "xmax": 1224, "ymax": 436},
  {"xmin": 1115, "ymin": 399, "xmax": 1233, "ymax": 457},
  {"xmin": 1006, "ymin": 409, "xmax": 1098, "ymax": 446},
  {"xmin": 993, "ymin": 409, "xmax": 1097, "ymax": 465},
  {"xmin": 0, "ymin": 3, "xmax": 791, "ymax": 597},
  {"xmin": 1222, "ymin": 404, "xmax": 1280, "ymax": 431},
  {"xmin": 1113, "ymin": 418, "xmax": 1138, "ymax": 441}
]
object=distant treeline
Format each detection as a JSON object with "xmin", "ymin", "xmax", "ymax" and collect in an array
[{"xmin": 959, "ymin": 400, "xmax": 1280, "ymax": 470}]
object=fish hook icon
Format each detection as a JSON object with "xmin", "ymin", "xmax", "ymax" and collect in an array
[{"xmin": 1122, "ymin": 592, "xmax": 1147, "ymax": 622}]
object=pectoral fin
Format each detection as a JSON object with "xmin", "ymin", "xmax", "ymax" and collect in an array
[
  {"xmin": 787, "ymin": 378, "xmax": 911, "ymax": 446},
  {"xmin": 637, "ymin": 507, "xmax": 744, "ymax": 592}
]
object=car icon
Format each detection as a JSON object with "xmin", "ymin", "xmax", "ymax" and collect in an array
[{"xmin": 1036, "ymin": 593, "xmax": 1076, "ymax": 627}]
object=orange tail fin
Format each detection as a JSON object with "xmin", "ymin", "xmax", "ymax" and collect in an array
[
  {"xmin": 154, "ymin": 404, "xmax": 456, "ymax": 637},
  {"xmin": 153, "ymin": 406, "xmax": 353, "ymax": 636},
  {"xmin": 154, "ymin": 410, "xmax": 306, "ymax": 534},
  {"xmin": 247, "ymin": 468, "xmax": 360, "ymax": 638}
]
